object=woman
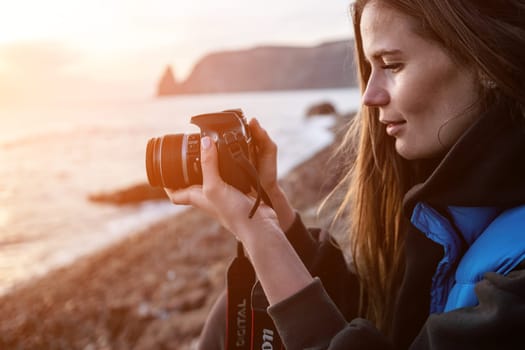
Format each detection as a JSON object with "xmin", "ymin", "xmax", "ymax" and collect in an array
[{"xmin": 167, "ymin": 0, "xmax": 525, "ymax": 348}]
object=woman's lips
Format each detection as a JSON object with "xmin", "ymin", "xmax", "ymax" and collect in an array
[{"xmin": 385, "ymin": 121, "xmax": 406, "ymax": 136}]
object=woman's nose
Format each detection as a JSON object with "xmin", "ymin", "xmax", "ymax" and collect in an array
[{"xmin": 362, "ymin": 80, "xmax": 390, "ymax": 107}]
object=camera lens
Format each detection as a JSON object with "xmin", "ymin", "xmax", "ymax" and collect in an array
[{"xmin": 145, "ymin": 133, "xmax": 202, "ymax": 189}]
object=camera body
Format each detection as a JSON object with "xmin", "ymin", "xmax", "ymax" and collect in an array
[{"xmin": 146, "ymin": 109, "xmax": 255, "ymax": 193}]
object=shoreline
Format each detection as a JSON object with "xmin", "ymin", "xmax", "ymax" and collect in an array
[{"xmin": 0, "ymin": 113, "xmax": 351, "ymax": 349}]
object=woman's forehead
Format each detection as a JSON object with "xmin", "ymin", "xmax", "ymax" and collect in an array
[{"xmin": 359, "ymin": 3, "xmax": 426, "ymax": 60}]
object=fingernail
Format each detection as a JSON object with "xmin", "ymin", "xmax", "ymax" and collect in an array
[{"xmin": 201, "ymin": 136, "xmax": 211, "ymax": 150}]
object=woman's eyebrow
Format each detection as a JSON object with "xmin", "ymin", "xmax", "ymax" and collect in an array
[{"xmin": 372, "ymin": 49, "xmax": 403, "ymax": 60}]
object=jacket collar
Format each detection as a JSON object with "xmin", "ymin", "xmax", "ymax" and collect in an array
[{"xmin": 403, "ymin": 97, "xmax": 525, "ymax": 214}]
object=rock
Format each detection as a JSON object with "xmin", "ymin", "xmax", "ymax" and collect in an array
[
  {"xmin": 88, "ymin": 183, "xmax": 167, "ymax": 205},
  {"xmin": 167, "ymin": 289, "xmax": 207, "ymax": 312},
  {"xmin": 107, "ymin": 304, "xmax": 132, "ymax": 336},
  {"xmin": 305, "ymin": 101, "xmax": 337, "ymax": 117},
  {"xmin": 157, "ymin": 65, "xmax": 179, "ymax": 97}
]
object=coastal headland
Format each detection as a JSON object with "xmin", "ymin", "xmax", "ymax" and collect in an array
[{"xmin": 157, "ymin": 40, "xmax": 357, "ymax": 96}]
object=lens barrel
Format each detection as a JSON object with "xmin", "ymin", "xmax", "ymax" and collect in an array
[{"xmin": 145, "ymin": 133, "xmax": 202, "ymax": 189}]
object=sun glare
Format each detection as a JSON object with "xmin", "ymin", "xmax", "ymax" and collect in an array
[
  {"xmin": 0, "ymin": 208, "xmax": 8, "ymax": 228},
  {"xmin": 0, "ymin": 1, "xmax": 119, "ymax": 45},
  {"xmin": 0, "ymin": 58, "xmax": 8, "ymax": 74},
  {"xmin": 0, "ymin": 3, "xmax": 63, "ymax": 44}
]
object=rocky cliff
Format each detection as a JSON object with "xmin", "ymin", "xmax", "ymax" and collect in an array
[{"xmin": 158, "ymin": 39, "xmax": 357, "ymax": 96}]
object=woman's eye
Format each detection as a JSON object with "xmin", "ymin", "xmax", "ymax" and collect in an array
[{"xmin": 381, "ymin": 63, "xmax": 403, "ymax": 72}]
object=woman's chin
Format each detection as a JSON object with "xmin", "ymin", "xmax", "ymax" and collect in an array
[{"xmin": 395, "ymin": 140, "xmax": 446, "ymax": 160}]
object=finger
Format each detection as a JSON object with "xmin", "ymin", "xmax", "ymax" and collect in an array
[
  {"xmin": 165, "ymin": 187, "xmax": 193, "ymax": 205},
  {"xmin": 165, "ymin": 186, "xmax": 218, "ymax": 214},
  {"xmin": 249, "ymin": 118, "xmax": 266, "ymax": 142},
  {"xmin": 164, "ymin": 186, "xmax": 202, "ymax": 205},
  {"xmin": 249, "ymin": 118, "xmax": 277, "ymax": 155},
  {"xmin": 199, "ymin": 136, "xmax": 224, "ymax": 196}
]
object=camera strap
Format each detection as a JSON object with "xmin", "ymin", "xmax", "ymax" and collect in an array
[
  {"xmin": 224, "ymin": 141, "xmax": 285, "ymax": 349},
  {"xmin": 226, "ymin": 249, "xmax": 285, "ymax": 350},
  {"xmin": 224, "ymin": 137, "xmax": 272, "ymax": 218},
  {"xmin": 226, "ymin": 244, "xmax": 256, "ymax": 350}
]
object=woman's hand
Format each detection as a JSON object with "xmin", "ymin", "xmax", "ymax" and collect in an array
[
  {"xmin": 249, "ymin": 118, "xmax": 296, "ymax": 231},
  {"xmin": 165, "ymin": 135, "xmax": 279, "ymax": 240},
  {"xmin": 165, "ymin": 133, "xmax": 313, "ymax": 305},
  {"xmin": 249, "ymin": 118, "xmax": 279, "ymax": 191}
]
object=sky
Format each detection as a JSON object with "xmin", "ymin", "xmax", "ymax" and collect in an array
[{"xmin": 0, "ymin": 0, "xmax": 354, "ymax": 105}]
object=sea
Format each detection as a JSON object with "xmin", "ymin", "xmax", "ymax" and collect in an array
[{"xmin": 0, "ymin": 88, "xmax": 361, "ymax": 296}]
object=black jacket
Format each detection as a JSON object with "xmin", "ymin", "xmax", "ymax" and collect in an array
[{"xmin": 267, "ymin": 98, "xmax": 525, "ymax": 349}]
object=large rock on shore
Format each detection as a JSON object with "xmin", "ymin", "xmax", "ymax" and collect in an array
[
  {"xmin": 89, "ymin": 183, "xmax": 168, "ymax": 205},
  {"xmin": 0, "ymin": 115, "xmax": 352, "ymax": 349},
  {"xmin": 305, "ymin": 101, "xmax": 337, "ymax": 117}
]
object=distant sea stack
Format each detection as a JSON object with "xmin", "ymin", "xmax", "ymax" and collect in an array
[
  {"xmin": 157, "ymin": 65, "xmax": 179, "ymax": 96},
  {"xmin": 157, "ymin": 39, "xmax": 357, "ymax": 96}
]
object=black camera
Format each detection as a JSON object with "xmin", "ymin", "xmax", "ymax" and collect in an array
[{"xmin": 145, "ymin": 109, "xmax": 256, "ymax": 193}]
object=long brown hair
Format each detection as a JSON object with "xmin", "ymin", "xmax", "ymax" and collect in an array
[{"xmin": 335, "ymin": 0, "xmax": 525, "ymax": 335}]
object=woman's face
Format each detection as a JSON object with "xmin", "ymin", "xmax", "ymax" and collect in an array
[{"xmin": 360, "ymin": 2, "xmax": 481, "ymax": 160}]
